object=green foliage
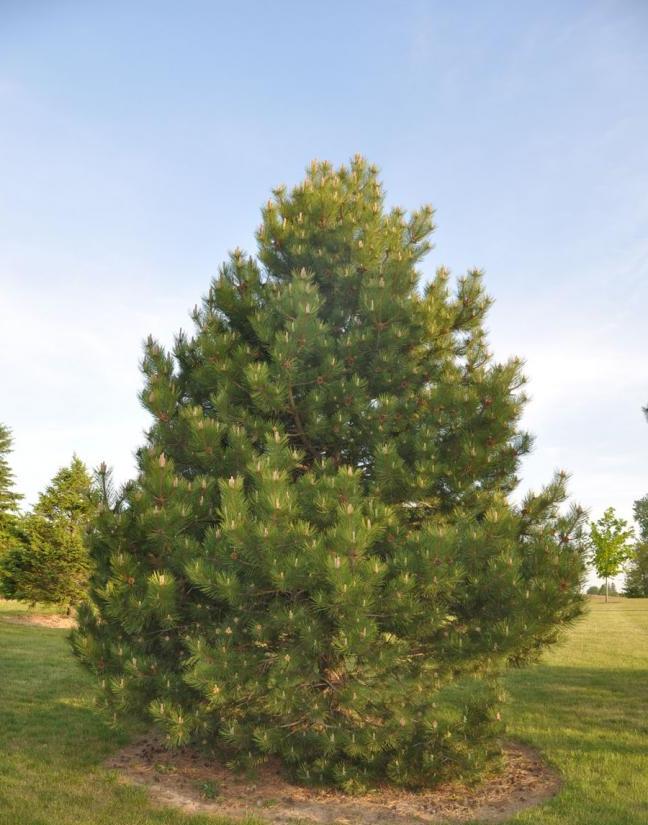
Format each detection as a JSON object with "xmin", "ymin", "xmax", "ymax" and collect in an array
[
  {"xmin": 0, "ymin": 457, "xmax": 98, "ymax": 607},
  {"xmin": 197, "ymin": 779, "xmax": 220, "ymax": 799},
  {"xmin": 72, "ymin": 157, "xmax": 586, "ymax": 790},
  {"xmin": 634, "ymin": 494, "xmax": 648, "ymax": 541},
  {"xmin": 0, "ymin": 423, "xmax": 23, "ymax": 554},
  {"xmin": 624, "ymin": 495, "xmax": 648, "ymax": 597},
  {"xmin": 587, "ymin": 508, "xmax": 634, "ymax": 601},
  {"xmin": 624, "ymin": 545, "xmax": 648, "ymax": 598}
]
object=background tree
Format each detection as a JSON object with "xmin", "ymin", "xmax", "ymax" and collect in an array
[
  {"xmin": 72, "ymin": 157, "xmax": 586, "ymax": 791},
  {"xmin": 0, "ymin": 456, "xmax": 98, "ymax": 609},
  {"xmin": 587, "ymin": 507, "xmax": 634, "ymax": 602},
  {"xmin": 624, "ymin": 495, "xmax": 648, "ymax": 597},
  {"xmin": 0, "ymin": 423, "xmax": 23, "ymax": 554}
]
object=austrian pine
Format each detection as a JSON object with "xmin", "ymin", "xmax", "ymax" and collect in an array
[{"xmin": 72, "ymin": 157, "xmax": 586, "ymax": 790}]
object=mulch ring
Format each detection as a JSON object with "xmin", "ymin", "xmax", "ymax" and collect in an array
[
  {"xmin": 106, "ymin": 734, "xmax": 561, "ymax": 824},
  {"xmin": 0, "ymin": 613, "xmax": 76, "ymax": 629}
]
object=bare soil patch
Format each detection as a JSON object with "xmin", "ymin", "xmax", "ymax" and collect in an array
[
  {"xmin": 106, "ymin": 734, "xmax": 561, "ymax": 824},
  {"xmin": 1, "ymin": 613, "xmax": 76, "ymax": 629}
]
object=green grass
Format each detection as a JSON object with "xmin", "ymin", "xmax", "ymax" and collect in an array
[
  {"xmin": 503, "ymin": 596, "xmax": 648, "ymax": 825},
  {"xmin": 0, "ymin": 600, "xmax": 256, "ymax": 825},
  {"xmin": 0, "ymin": 597, "xmax": 646, "ymax": 825}
]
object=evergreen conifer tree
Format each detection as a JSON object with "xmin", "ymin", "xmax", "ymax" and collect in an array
[
  {"xmin": 624, "ymin": 495, "xmax": 648, "ymax": 597},
  {"xmin": 0, "ymin": 423, "xmax": 22, "ymax": 552},
  {"xmin": 1, "ymin": 456, "xmax": 97, "ymax": 608},
  {"xmin": 72, "ymin": 158, "xmax": 586, "ymax": 790}
]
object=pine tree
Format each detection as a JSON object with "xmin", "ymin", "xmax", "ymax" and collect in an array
[
  {"xmin": 1, "ymin": 456, "xmax": 98, "ymax": 608},
  {"xmin": 72, "ymin": 157, "xmax": 586, "ymax": 790},
  {"xmin": 0, "ymin": 423, "xmax": 23, "ymax": 552},
  {"xmin": 624, "ymin": 495, "xmax": 648, "ymax": 597}
]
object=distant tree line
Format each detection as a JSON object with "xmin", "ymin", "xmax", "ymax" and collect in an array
[
  {"xmin": 586, "ymin": 582, "xmax": 619, "ymax": 596},
  {"xmin": 0, "ymin": 423, "xmax": 98, "ymax": 611},
  {"xmin": 585, "ymin": 406, "xmax": 648, "ymax": 599}
]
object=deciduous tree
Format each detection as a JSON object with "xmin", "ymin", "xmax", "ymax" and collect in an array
[{"xmin": 588, "ymin": 507, "xmax": 634, "ymax": 602}]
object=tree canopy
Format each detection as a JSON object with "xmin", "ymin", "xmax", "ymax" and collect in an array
[
  {"xmin": 625, "ymin": 495, "xmax": 648, "ymax": 597},
  {"xmin": 72, "ymin": 157, "xmax": 586, "ymax": 790},
  {"xmin": 588, "ymin": 507, "xmax": 634, "ymax": 602},
  {"xmin": 0, "ymin": 423, "xmax": 22, "ymax": 551},
  {"xmin": 0, "ymin": 456, "xmax": 98, "ymax": 607}
]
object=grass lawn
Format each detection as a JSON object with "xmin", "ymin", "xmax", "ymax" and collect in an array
[
  {"xmin": 503, "ymin": 596, "xmax": 648, "ymax": 825},
  {"xmin": 0, "ymin": 597, "xmax": 646, "ymax": 825}
]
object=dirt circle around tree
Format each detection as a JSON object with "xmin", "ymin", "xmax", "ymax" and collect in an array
[
  {"xmin": 0, "ymin": 612, "xmax": 76, "ymax": 629},
  {"xmin": 106, "ymin": 734, "xmax": 561, "ymax": 824}
]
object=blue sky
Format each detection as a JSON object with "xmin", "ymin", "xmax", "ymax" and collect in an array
[{"xmin": 1, "ymin": 2, "xmax": 647, "ymax": 565}]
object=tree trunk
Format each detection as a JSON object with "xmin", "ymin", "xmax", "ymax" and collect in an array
[{"xmin": 605, "ymin": 577, "xmax": 609, "ymax": 603}]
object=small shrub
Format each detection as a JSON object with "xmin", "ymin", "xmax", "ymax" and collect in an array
[{"xmin": 197, "ymin": 780, "xmax": 220, "ymax": 799}]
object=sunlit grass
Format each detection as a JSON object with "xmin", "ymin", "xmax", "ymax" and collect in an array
[
  {"xmin": 0, "ymin": 597, "xmax": 68, "ymax": 618},
  {"xmin": 503, "ymin": 597, "xmax": 648, "ymax": 824},
  {"xmin": 0, "ymin": 599, "xmax": 255, "ymax": 825},
  {"xmin": 0, "ymin": 597, "xmax": 646, "ymax": 824}
]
